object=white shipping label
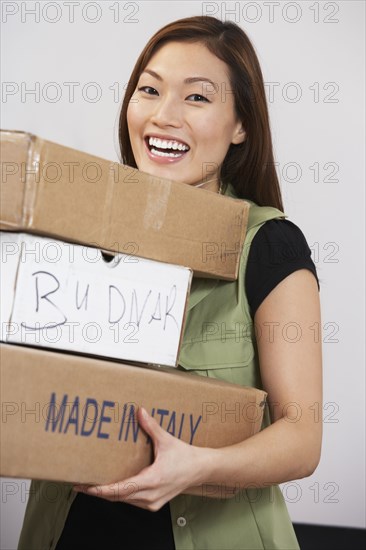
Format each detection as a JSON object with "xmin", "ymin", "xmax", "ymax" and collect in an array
[{"xmin": 0, "ymin": 233, "xmax": 192, "ymax": 367}]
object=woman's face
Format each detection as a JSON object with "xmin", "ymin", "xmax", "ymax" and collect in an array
[{"xmin": 126, "ymin": 41, "xmax": 245, "ymax": 189}]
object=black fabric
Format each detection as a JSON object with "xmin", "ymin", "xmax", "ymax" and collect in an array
[
  {"xmin": 246, "ymin": 219, "xmax": 319, "ymax": 318},
  {"xmin": 55, "ymin": 219, "xmax": 319, "ymax": 549},
  {"xmin": 293, "ymin": 523, "xmax": 366, "ymax": 550},
  {"xmin": 56, "ymin": 492, "xmax": 175, "ymax": 550}
]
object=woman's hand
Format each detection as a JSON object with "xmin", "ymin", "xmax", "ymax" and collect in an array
[{"xmin": 73, "ymin": 406, "xmax": 209, "ymax": 511}]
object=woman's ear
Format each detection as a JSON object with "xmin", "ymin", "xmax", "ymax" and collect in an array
[{"xmin": 232, "ymin": 123, "xmax": 246, "ymax": 145}]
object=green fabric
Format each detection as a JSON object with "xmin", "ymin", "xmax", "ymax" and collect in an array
[
  {"xmin": 18, "ymin": 184, "xmax": 299, "ymax": 550},
  {"xmin": 169, "ymin": 185, "xmax": 299, "ymax": 549},
  {"xmin": 18, "ymin": 481, "xmax": 76, "ymax": 550}
]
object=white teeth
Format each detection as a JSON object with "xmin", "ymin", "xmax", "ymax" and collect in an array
[
  {"xmin": 150, "ymin": 148, "xmax": 183, "ymax": 158},
  {"xmin": 148, "ymin": 136, "xmax": 189, "ymax": 151}
]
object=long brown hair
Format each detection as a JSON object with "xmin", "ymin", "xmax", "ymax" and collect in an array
[{"xmin": 118, "ymin": 16, "xmax": 283, "ymax": 210}]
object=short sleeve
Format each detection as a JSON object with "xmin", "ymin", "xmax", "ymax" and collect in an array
[{"xmin": 245, "ymin": 219, "xmax": 319, "ymax": 318}]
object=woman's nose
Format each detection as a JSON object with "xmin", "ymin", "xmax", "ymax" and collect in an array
[{"xmin": 150, "ymin": 96, "xmax": 182, "ymax": 127}]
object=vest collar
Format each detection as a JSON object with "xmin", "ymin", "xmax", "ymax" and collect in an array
[{"xmin": 186, "ymin": 277, "xmax": 220, "ymax": 311}]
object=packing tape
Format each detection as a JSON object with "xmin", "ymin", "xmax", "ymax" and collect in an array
[
  {"xmin": 143, "ymin": 178, "xmax": 170, "ymax": 231},
  {"xmin": 22, "ymin": 133, "xmax": 40, "ymax": 228}
]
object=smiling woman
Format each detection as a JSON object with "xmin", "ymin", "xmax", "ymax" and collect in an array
[
  {"xmin": 126, "ymin": 41, "xmax": 245, "ymax": 189},
  {"xmin": 17, "ymin": 15, "xmax": 322, "ymax": 550}
]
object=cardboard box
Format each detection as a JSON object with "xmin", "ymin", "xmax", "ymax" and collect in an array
[
  {"xmin": 0, "ymin": 129, "xmax": 250, "ymax": 280},
  {"xmin": 0, "ymin": 344, "xmax": 267, "ymax": 485},
  {"xmin": 0, "ymin": 232, "xmax": 192, "ymax": 367}
]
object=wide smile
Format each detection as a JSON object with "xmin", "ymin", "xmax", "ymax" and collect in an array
[{"xmin": 144, "ymin": 135, "xmax": 190, "ymax": 164}]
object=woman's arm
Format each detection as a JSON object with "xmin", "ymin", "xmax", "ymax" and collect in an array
[
  {"xmin": 75, "ymin": 269, "xmax": 322, "ymax": 509},
  {"xmin": 188, "ymin": 268, "xmax": 323, "ymax": 491}
]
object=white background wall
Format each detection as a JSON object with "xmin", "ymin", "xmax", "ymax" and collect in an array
[{"xmin": 1, "ymin": 1, "xmax": 365, "ymax": 547}]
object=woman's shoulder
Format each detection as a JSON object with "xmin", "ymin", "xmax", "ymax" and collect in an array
[
  {"xmin": 252, "ymin": 218, "xmax": 313, "ymax": 256},
  {"xmin": 245, "ymin": 218, "xmax": 320, "ymax": 318}
]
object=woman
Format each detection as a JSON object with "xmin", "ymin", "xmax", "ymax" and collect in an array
[{"xmin": 18, "ymin": 16, "xmax": 322, "ymax": 550}]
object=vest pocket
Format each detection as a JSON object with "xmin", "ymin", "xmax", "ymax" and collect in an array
[
  {"xmin": 179, "ymin": 335, "xmax": 255, "ymax": 370},
  {"xmin": 177, "ymin": 334, "xmax": 261, "ymax": 387}
]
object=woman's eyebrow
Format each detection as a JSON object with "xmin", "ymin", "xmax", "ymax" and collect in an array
[{"xmin": 141, "ymin": 69, "xmax": 219, "ymax": 92}]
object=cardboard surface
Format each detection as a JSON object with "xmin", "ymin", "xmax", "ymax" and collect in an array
[
  {"xmin": 0, "ymin": 129, "xmax": 250, "ymax": 280},
  {"xmin": 0, "ymin": 344, "xmax": 267, "ymax": 485},
  {"xmin": 0, "ymin": 232, "xmax": 192, "ymax": 367}
]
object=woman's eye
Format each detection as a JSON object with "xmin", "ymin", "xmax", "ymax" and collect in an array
[
  {"xmin": 187, "ymin": 94, "xmax": 210, "ymax": 103},
  {"xmin": 138, "ymin": 86, "xmax": 158, "ymax": 95}
]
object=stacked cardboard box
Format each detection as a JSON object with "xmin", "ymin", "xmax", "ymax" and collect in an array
[
  {"xmin": 0, "ymin": 231, "xmax": 192, "ymax": 367},
  {"xmin": 0, "ymin": 130, "xmax": 266, "ymax": 486},
  {"xmin": 1, "ymin": 130, "xmax": 249, "ymax": 279},
  {"xmin": 1, "ymin": 344, "xmax": 266, "ymax": 485}
]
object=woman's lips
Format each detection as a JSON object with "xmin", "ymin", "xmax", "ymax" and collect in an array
[{"xmin": 144, "ymin": 137, "xmax": 189, "ymax": 164}]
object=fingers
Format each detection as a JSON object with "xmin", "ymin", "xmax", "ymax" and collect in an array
[
  {"xmin": 73, "ymin": 465, "xmax": 159, "ymax": 503},
  {"xmin": 74, "ymin": 480, "xmax": 140, "ymax": 502},
  {"xmin": 137, "ymin": 406, "xmax": 169, "ymax": 443},
  {"xmin": 73, "ymin": 481, "xmax": 170, "ymax": 511}
]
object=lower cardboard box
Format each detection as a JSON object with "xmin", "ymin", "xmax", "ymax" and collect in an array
[{"xmin": 0, "ymin": 344, "xmax": 267, "ymax": 485}]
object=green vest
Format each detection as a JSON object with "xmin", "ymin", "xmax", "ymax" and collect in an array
[{"xmin": 18, "ymin": 184, "xmax": 299, "ymax": 550}]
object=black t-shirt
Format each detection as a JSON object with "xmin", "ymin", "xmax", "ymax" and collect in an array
[
  {"xmin": 56, "ymin": 219, "xmax": 319, "ymax": 550},
  {"xmin": 246, "ymin": 218, "xmax": 319, "ymax": 317}
]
